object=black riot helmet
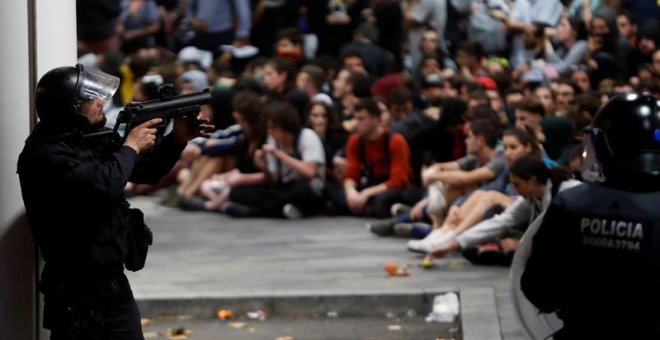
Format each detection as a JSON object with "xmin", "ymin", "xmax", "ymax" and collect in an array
[
  {"xmin": 34, "ymin": 64, "xmax": 119, "ymax": 129},
  {"xmin": 584, "ymin": 92, "xmax": 660, "ymax": 190}
]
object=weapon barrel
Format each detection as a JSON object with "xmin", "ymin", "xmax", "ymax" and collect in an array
[{"xmin": 125, "ymin": 90, "xmax": 212, "ymax": 114}]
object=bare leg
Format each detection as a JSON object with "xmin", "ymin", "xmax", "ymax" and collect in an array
[
  {"xmin": 409, "ymin": 196, "xmax": 429, "ymax": 221},
  {"xmin": 177, "ymin": 156, "xmax": 209, "ymax": 197},
  {"xmin": 451, "ymin": 191, "xmax": 514, "ymax": 235},
  {"xmin": 183, "ymin": 156, "xmax": 234, "ymax": 198},
  {"xmin": 444, "ymin": 182, "xmax": 475, "ymax": 206},
  {"xmin": 429, "ymin": 188, "xmax": 486, "ymax": 228},
  {"xmin": 436, "ymin": 190, "xmax": 487, "ymax": 230},
  {"xmin": 429, "ymin": 214, "xmax": 444, "ymax": 228}
]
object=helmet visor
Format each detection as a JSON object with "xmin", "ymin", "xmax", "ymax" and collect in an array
[
  {"xmin": 77, "ymin": 67, "xmax": 119, "ymax": 102},
  {"xmin": 581, "ymin": 129, "xmax": 605, "ymax": 182}
]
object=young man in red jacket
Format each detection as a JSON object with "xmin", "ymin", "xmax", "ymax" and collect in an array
[{"xmin": 342, "ymin": 97, "xmax": 419, "ymax": 217}]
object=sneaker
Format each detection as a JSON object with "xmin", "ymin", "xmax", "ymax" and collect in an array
[
  {"xmin": 426, "ymin": 182, "xmax": 446, "ymax": 215},
  {"xmin": 393, "ymin": 223, "xmax": 414, "ymax": 237},
  {"xmin": 366, "ymin": 218, "xmax": 395, "ymax": 236},
  {"xmin": 407, "ymin": 229, "xmax": 455, "ymax": 253},
  {"xmin": 221, "ymin": 202, "xmax": 251, "ymax": 217},
  {"xmin": 390, "ymin": 203, "xmax": 412, "ymax": 217},
  {"xmin": 393, "ymin": 222, "xmax": 431, "ymax": 238},
  {"xmin": 160, "ymin": 186, "xmax": 181, "ymax": 207},
  {"xmin": 179, "ymin": 196, "xmax": 207, "ymax": 211},
  {"xmin": 283, "ymin": 204, "xmax": 303, "ymax": 219}
]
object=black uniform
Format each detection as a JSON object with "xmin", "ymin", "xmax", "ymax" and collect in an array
[
  {"xmin": 17, "ymin": 123, "xmax": 185, "ymax": 339},
  {"xmin": 521, "ymin": 181, "xmax": 660, "ymax": 339}
]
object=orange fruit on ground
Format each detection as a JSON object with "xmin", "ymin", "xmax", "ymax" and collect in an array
[{"xmin": 384, "ymin": 262, "xmax": 399, "ymax": 276}]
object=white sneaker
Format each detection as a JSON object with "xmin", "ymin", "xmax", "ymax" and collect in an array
[
  {"xmin": 426, "ymin": 182, "xmax": 446, "ymax": 215},
  {"xmin": 283, "ymin": 203, "xmax": 303, "ymax": 219},
  {"xmin": 407, "ymin": 229, "xmax": 455, "ymax": 253}
]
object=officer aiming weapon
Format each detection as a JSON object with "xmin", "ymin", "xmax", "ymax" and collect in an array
[{"xmin": 112, "ymin": 84, "xmax": 212, "ymax": 140}]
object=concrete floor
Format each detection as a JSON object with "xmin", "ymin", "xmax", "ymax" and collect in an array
[{"xmin": 126, "ymin": 193, "xmax": 527, "ymax": 340}]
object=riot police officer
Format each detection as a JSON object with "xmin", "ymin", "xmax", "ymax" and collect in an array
[
  {"xmin": 521, "ymin": 92, "xmax": 660, "ymax": 339},
  {"xmin": 17, "ymin": 64, "xmax": 204, "ymax": 339}
]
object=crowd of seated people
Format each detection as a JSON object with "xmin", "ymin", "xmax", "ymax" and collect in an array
[{"xmin": 78, "ymin": 0, "xmax": 660, "ymax": 266}]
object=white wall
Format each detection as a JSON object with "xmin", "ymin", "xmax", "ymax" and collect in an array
[{"xmin": 0, "ymin": 0, "xmax": 77, "ymax": 339}]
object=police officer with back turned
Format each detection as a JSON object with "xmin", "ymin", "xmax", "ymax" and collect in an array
[
  {"xmin": 521, "ymin": 92, "xmax": 660, "ymax": 339},
  {"xmin": 17, "ymin": 64, "xmax": 207, "ymax": 339}
]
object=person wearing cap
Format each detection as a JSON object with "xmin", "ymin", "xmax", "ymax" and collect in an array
[{"xmin": 17, "ymin": 65, "xmax": 208, "ymax": 339}]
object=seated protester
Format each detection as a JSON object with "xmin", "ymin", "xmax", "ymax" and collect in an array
[
  {"xmin": 339, "ymin": 97, "xmax": 420, "ymax": 218},
  {"xmin": 219, "ymin": 101, "xmax": 327, "ymax": 218},
  {"xmin": 332, "ymin": 68, "xmax": 371, "ymax": 132},
  {"xmin": 569, "ymin": 66, "xmax": 592, "ymax": 93},
  {"xmin": 305, "ymin": 101, "xmax": 348, "ymax": 184},
  {"xmin": 455, "ymin": 41, "xmax": 488, "ymax": 81},
  {"xmin": 364, "ymin": 98, "xmax": 467, "ymax": 224},
  {"xmin": 544, "ymin": 14, "xmax": 589, "ymax": 77},
  {"xmin": 367, "ymin": 118, "xmax": 505, "ymax": 236},
  {"xmin": 296, "ymin": 64, "xmax": 334, "ymax": 106},
  {"xmin": 533, "ymin": 85, "xmax": 557, "ymax": 116},
  {"xmin": 389, "ymin": 86, "xmax": 437, "ymax": 185},
  {"xmin": 553, "ymin": 79, "xmax": 579, "ymax": 116},
  {"xmin": 632, "ymin": 19, "xmax": 660, "ymax": 67},
  {"xmin": 421, "ymin": 118, "xmax": 506, "ymax": 217},
  {"xmin": 502, "ymin": 85, "xmax": 525, "ymax": 126},
  {"xmin": 177, "ymin": 90, "xmax": 266, "ymax": 205},
  {"xmin": 616, "ymin": 10, "xmax": 638, "ymax": 49},
  {"xmin": 262, "ymin": 57, "xmax": 300, "ymax": 103},
  {"xmin": 414, "ymin": 29, "xmax": 457, "ymax": 82},
  {"xmin": 427, "ymin": 97, "xmax": 470, "ymax": 163},
  {"xmin": 427, "ymin": 154, "xmax": 580, "ymax": 264},
  {"xmin": 274, "ymin": 27, "xmax": 306, "ymax": 66},
  {"xmin": 341, "ymin": 52, "xmax": 369, "ymax": 76},
  {"xmin": 513, "ymin": 97, "xmax": 546, "ymax": 144},
  {"xmin": 587, "ymin": 8, "xmax": 633, "ymax": 84},
  {"xmin": 417, "ymin": 74, "xmax": 445, "ymax": 111},
  {"xmin": 329, "ymin": 96, "xmax": 392, "ymax": 193},
  {"xmin": 408, "ymin": 126, "xmax": 549, "ymax": 253},
  {"xmin": 339, "ymin": 22, "xmax": 391, "ymax": 78},
  {"xmin": 540, "ymin": 115, "xmax": 575, "ymax": 165},
  {"xmin": 516, "ymin": 96, "xmax": 576, "ymax": 164}
]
